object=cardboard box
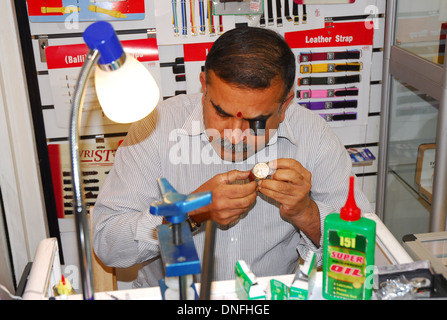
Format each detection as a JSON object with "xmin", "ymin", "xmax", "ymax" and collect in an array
[
  {"xmin": 235, "ymin": 260, "xmax": 266, "ymax": 300},
  {"xmin": 289, "ymin": 251, "xmax": 317, "ymax": 300}
]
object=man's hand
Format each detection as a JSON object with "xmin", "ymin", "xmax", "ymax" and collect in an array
[
  {"xmin": 190, "ymin": 170, "xmax": 257, "ymax": 226},
  {"xmin": 257, "ymin": 159, "xmax": 321, "ymax": 246}
]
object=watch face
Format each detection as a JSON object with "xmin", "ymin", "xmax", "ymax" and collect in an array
[{"xmin": 252, "ymin": 162, "xmax": 270, "ymax": 179}]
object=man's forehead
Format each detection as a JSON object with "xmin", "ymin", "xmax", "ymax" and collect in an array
[{"xmin": 209, "ymin": 98, "xmax": 273, "ymax": 121}]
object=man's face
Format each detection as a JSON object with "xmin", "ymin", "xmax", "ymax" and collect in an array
[{"xmin": 200, "ymin": 70, "xmax": 293, "ymax": 162}]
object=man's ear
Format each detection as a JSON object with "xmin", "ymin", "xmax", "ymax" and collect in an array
[
  {"xmin": 199, "ymin": 71, "xmax": 207, "ymax": 93},
  {"xmin": 279, "ymin": 90, "xmax": 294, "ymax": 122}
]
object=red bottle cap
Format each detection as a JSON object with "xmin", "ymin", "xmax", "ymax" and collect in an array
[{"xmin": 340, "ymin": 176, "xmax": 361, "ymax": 221}]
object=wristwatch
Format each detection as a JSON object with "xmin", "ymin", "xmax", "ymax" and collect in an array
[{"xmin": 187, "ymin": 215, "xmax": 201, "ymax": 232}]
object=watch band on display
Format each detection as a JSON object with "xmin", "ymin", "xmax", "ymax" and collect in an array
[
  {"xmin": 284, "ymin": 0, "xmax": 291, "ymax": 21},
  {"xmin": 267, "ymin": 0, "xmax": 274, "ymax": 25},
  {"xmin": 320, "ymin": 112, "xmax": 357, "ymax": 121},
  {"xmin": 301, "ymin": 100, "xmax": 358, "ymax": 110},
  {"xmin": 299, "ymin": 50, "xmax": 361, "ymax": 62},
  {"xmin": 298, "ymin": 74, "xmax": 360, "ymax": 86},
  {"xmin": 293, "ymin": 1, "xmax": 299, "ymax": 24},
  {"xmin": 300, "ymin": 62, "xmax": 362, "ymax": 73},
  {"xmin": 302, "ymin": 4, "xmax": 307, "ymax": 24},
  {"xmin": 297, "ymin": 87, "xmax": 359, "ymax": 99},
  {"xmin": 276, "ymin": 0, "xmax": 282, "ymax": 26}
]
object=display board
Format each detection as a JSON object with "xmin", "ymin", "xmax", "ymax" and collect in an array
[
  {"xmin": 287, "ymin": 21, "xmax": 374, "ymax": 126},
  {"xmin": 26, "ymin": 0, "xmax": 146, "ymax": 23}
]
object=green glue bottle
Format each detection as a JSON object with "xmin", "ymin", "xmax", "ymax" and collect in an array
[{"xmin": 322, "ymin": 176, "xmax": 376, "ymax": 300}]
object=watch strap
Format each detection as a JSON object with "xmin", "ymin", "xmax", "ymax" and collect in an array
[
  {"xmin": 297, "ymin": 87, "xmax": 358, "ymax": 99},
  {"xmin": 320, "ymin": 112, "xmax": 357, "ymax": 121},
  {"xmin": 298, "ymin": 74, "xmax": 360, "ymax": 86},
  {"xmin": 299, "ymin": 50, "xmax": 361, "ymax": 62},
  {"xmin": 301, "ymin": 100, "xmax": 358, "ymax": 110},
  {"xmin": 300, "ymin": 62, "xmax": 362, "ymax": 73}
]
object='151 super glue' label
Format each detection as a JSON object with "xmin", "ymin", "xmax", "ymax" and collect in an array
[{"xmin": 326, "ymin": 230, "xmax": 368, "ymax": 300}]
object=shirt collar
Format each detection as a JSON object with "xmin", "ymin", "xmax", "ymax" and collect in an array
[{"xmin": 179, "ymin": 97, "xmax": 297, "ymax": 146}]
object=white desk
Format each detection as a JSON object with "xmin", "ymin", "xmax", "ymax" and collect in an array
[{"xmin": 23, "ymin": 213, "xmax": 413, "ymax": 300}]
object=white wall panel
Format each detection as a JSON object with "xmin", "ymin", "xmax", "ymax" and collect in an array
[{"xmin": 0, "ymin": 0, "xmax": 48, "ymax": 285}]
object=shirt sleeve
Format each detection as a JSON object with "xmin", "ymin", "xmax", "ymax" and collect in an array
[{"xmin": 92, "ymin": 113, "xmax": 164, "ymax": 268}]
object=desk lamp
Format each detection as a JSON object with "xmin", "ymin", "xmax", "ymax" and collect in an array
[{"xmin": 70, "ymin": 21, "xmax": 159, "ymax": 300}]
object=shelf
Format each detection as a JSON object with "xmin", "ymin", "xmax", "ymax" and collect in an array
[{"xmin": 389, "ymin": 165, "xmax": 431, "ymax": 213}]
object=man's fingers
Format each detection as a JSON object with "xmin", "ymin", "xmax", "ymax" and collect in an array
[
  {"xmin": 221, "ymin": 170, "xmax": 251, "ymax": 184},
  {"xmin": 269, "ymin": 159, "xmax": 311, "ymax": 186},
  {"xmin": 215, "ymin": 182, "xmax": 257, "ymax": 204}
]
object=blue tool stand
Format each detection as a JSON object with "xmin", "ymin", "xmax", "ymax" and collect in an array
[{"xmin": 150, "ymin": 178, "xmax": 212, "ymax": 300}]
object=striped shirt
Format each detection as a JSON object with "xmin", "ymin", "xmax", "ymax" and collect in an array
[{"xmin": 92, "ymin": 93, "xmax": 372, "ymax": 288}]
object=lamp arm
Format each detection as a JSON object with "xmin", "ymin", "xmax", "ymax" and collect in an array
[{"xmin": 69, "ymin": 49, "xmax": 100, "ymax": 300}]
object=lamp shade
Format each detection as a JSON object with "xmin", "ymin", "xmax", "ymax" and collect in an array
[
  {"xmin": 83, "ymin": 21, "xmax": 160, "ymax": 123},
  {"xmin": 94, "ymin": 53, "xmax": 160, "ymax": 123}
]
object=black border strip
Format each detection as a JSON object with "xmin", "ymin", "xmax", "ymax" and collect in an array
[
  {"xmin": 47, "ymin": 132, "xmax": 127, "ymax": 143},
  {"xmin": 13, "ymin": 0, "xmax": 64, "ymax": 263},
  {"xmin": 345, "ymin": 142, "xmax": 378, "ymax": 149},
  {"xmin": 355, "ymin": 172, "xmax": 378, "ymax": 177},
  {"xmin": 31, "ymin": 28, "xmax": 151, "ymax": 39}
]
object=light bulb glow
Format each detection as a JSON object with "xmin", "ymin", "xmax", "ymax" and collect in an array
[{"xmin": 94, "ymin": 53, "xmax": 160, "ymax": 123}]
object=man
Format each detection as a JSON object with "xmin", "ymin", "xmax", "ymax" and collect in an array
[{"xmin": 92, "ymin": 26, "xmax": 372, "ymax": 288}]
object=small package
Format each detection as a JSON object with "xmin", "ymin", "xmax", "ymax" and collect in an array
[
  {"xmin": 348, "ymin": 148, "xmax": 376, "ymax": 167},
  {"xmin": 270, "ymin": 279, "xmax": 289, "ymax": 300},
  {"xmin": 235, "ymin": 260, "xmax": 266, "ymax": 300},
  {"xmin": 289, "ymin": 251, "xmax": 317, "ymax": 300},
  {"xmin": 213, "ymin": 0, "xmax": 263, "ymax": 16}
]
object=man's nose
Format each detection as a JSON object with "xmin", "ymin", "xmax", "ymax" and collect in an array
[{"xmin": 226, "ymin": 119, "xmax": 249, "ymax": 145}]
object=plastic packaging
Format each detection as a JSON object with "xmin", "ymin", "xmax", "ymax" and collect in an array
[{"xmin": 213, "ymin": 0, "xmax": 263, "ymax": 16}]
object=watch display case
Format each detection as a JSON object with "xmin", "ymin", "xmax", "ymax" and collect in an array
[
  {"xmin": 377, "ymin": 0, "xmax": 447, "ymax": 243},
  {"xmin": 403, "ymin": 231, "xmax": 447, "ymax": 279}
]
